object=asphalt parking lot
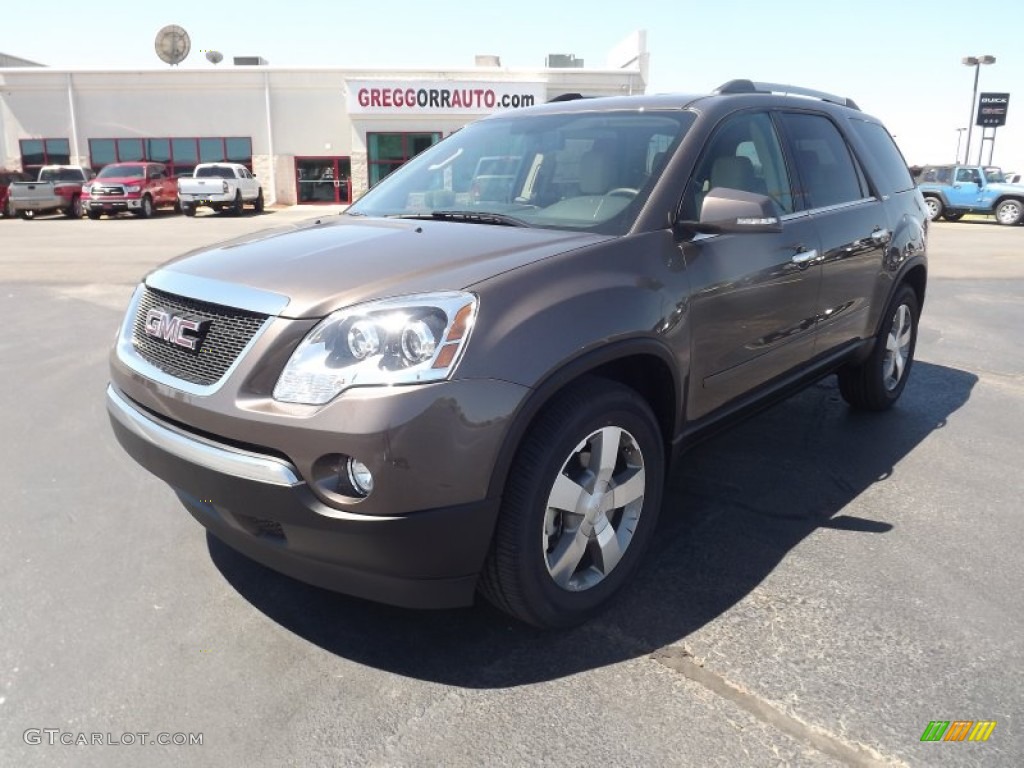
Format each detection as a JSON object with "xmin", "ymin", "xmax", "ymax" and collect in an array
[{"xmin": 1, "ymin": 209, "xmax": 1022, "ymax": 767}]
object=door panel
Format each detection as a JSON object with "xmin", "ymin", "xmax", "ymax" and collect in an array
[
  {"xmin": 809, "ymin": 202, "xmax": 889, "ymax": 352},
  {"xmin": 683, "ymin": 217, "xmax": 823, "ymax": 419},
  {"xmin": 679, "ymin": 110, "xmax": 822, "ymax": 419},
  {"xmin": 775, "ymin": 111, "xmax": 889, "ymax": 354}
]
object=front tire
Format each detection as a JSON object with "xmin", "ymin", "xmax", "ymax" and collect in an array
[
  {"xmin": 87, "ymin": 210, "xmax": 101, "ymax": 220},
  {"xmin": 138, "ymin": 195, "xmax": 154, "ymax": 219},
  {"xmin": 838, "ymin": 285, "xmax": 919, "ymax": 411},
  {"xmin": 923, "ymin": 196, "xmax": 943, "ymax": 221},
  {"xmin": 479, "ymin": 378, "xmax": 664, "ymax": 628},
  {"xmin": 253, "ymin": 188, "xmax": 264, "ymax": 213},
  {"xmin": 995, "ymin": 199, "xmax": 1023, "ymax": 226}
]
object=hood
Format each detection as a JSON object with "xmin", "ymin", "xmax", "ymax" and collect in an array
[
  {"xmin": 152, "ymin": 214, "xmax": 609, "ymax": 318},
  {"xmin": 91, "ymin": 175, "xmax": 144, "ymax": 185}
]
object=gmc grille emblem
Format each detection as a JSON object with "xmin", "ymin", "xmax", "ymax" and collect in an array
[{"xmin": 143, "ymin": 308, "xmax": 211, "ymax": 354}]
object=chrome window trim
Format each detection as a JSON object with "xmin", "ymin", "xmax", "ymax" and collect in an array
[
  {"xmin": 116, "ymin": 283, "xmax": 273, "ymax": 396},
  {"xmin": 106, "ymin": 384, "xmax": 300, "ymax": 487},
  {"xmin": 803, "ymin": 196, "xmax": 878, "ymax": 215},
  {"xmin": 146, "ymin": 269, "xmax": 291, "ymax": 316}
]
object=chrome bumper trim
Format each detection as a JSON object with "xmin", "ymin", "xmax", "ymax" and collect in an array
[{"xmin": 106, "ymin": 384, "xmax": 300, "ymax": 487}]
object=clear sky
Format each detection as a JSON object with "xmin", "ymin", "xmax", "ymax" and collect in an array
[{"xmin": 3, "ymin": 0, "xmax": 1022, "ymax": 172}]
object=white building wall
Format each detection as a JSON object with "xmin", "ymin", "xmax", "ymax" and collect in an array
[{"xmin": 0, "ymin": 65, "xmax": 646, "ymax": 199}]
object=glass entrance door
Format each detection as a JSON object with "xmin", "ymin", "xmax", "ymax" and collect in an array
[{"xmin": 295, "ymin": 157, "xmax": 351, "ymax": 204}]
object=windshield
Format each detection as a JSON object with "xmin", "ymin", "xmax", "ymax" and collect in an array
[
  {"xmin": 195, "ymin": 166, "xmax": 236, "ymax": 179},
  {"xmin": 982, "ymin": 166, "xmax": 1004, "ymax": 183},
  {"xmin": 39, "ymin": 168, "xmax": 84, "ymax": 182},
  {"xmin": 348, "ymin": 110, "xmax": 694, "ymax": 234},
  {"xmin": 98, "ymin": 164, "xmax": 145, "ymax": 179}
]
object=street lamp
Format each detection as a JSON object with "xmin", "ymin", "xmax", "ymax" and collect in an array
[
  {"xmin": 962, "ymin": 55, "xmax": 996, "ymax": 165},
  {"xmin": 955, "ymin": 127, "xmax": 966, "ymax": 163}
]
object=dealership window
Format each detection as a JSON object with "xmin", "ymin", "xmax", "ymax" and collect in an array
[
  {"xmin": 20, "ymin": 138, "xmax": 71, "ymax": 176},
  {"xmin": 87, "ymin": 137, "xmax": 252, "ymax": 175},
  {"xmin": 368, "ymin": 132, "xmax": 441, "ymax": 186}
]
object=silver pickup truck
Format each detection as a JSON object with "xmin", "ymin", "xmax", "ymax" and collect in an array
[
  {"xmin": 8, "ymin": 165, "xmax": 95, "ymax": 219},
  {"xmin": 177, "ymin": 162, "xmax": 264, "ymax": 216}
]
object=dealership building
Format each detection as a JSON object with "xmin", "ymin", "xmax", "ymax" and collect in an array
[{"xmin": 0, "ymin": 34, "xmax": 648, "ymax": 205}]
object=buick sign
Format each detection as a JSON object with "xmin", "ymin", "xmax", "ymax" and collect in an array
[
  {"xmin": 977, "ymin": 93, "xmax": 1010, "ymax": 127},
  {"xmin": 144, "ymin": 308, "xmax": 211, "ymax": 353}
]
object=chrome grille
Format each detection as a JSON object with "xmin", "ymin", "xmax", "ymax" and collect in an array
[
  {"xmin": 132, "ymin": 286, "xmax": 267, "ymax": 386},
  {"xmin": 95, "ymin": 185, "xmax": 124, "ymax": 196}
]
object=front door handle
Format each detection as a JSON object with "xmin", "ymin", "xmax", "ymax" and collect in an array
[{"xmin": 791, "ymin": 248, "xmax": 820, "ymax": 267}]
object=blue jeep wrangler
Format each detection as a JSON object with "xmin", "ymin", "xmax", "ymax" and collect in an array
[{"xmin": 916, "ymin": 165, "xmax": 1024, "ymax": 225}]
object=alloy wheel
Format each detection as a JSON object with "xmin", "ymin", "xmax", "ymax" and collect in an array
[{"xmin": 542, "ymin": 425, "xmax": 646, "ymax": 591}]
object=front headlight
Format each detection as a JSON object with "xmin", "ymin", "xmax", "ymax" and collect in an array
[
  {"xmin": 82, "ymin": 184, "xmax": 93, "ymax": 194},
  {"xmin": 273, "ymin": 292, "xmax": 477, "ymax": 405},
  {"xmin": 124, "ymin": 185, "xmax": 141, "ymax": 193}
]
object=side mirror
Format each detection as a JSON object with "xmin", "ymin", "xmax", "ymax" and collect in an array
[{"xmin": 678, "ymin": 188, "xmax": 783, "ymax": 234}]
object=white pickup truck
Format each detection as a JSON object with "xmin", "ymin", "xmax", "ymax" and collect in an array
[{"xmin": 177, "ymin": 163, "xmax": 264, "ymax": 216}]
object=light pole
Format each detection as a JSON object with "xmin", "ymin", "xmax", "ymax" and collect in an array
[
  {"xmin": 962, "ymin": 55, "xmax": 996, "ymax": 165},
  {"xmin": 955, "ymin": 128, "xmax": 966, "ymax": 163}
]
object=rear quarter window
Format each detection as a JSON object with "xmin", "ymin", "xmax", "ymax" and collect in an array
[{"xmin": 848, "ymin": 119, "xmax": 915, "ymax": 195}]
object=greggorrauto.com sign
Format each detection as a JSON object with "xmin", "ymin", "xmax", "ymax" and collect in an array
[{"xmin": 345, "ymin": 80, "xmax": 546, "ymax": 116}]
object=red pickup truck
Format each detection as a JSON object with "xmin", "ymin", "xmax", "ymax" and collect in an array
[{"xmin": 82, "ymin": 162, "xmax": 178, "ymax": 219}]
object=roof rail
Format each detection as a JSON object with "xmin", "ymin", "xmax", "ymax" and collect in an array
[
  {"xmin": 714, "ymin": 79, "xmax": 860, "ymax": 111},
  {"xmin": 547, "ymin": 92, "xmax": 590, "ymax": 103}
]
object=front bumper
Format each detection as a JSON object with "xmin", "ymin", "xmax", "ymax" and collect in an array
[
  {"xmin": 85, "ymin": 197, "xmax": 142, "ymax": 211},
  {"xmin": 106, "ymin": 384, "xmax": 508, "ymax": 609}
]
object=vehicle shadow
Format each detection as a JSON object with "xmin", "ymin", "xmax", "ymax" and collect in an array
[{"xmin": 208, "ymin": 361, "xmax": 976, "ymax": 688}]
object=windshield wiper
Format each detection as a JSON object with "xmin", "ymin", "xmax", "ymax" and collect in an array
[
  {"xmin": 388, "ymin": 211, "xmax": 529, "ymax": 227},
  {"xmin": 433, "ymin": 210, "xmax": 530, "ymax": 227}
]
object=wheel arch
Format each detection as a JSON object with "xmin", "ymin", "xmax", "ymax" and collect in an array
[
  {"xmin": 900, "ymin": 262, "xmax": 927, "ymax": 312},
  {"xmin": 485, "ymin": 340, "xmax": 680, "ymax": 501},
  {"xmin": 921, "ymin": 190, "xmax": 948, "ymax": 207},
  {"xmin": 993, "ymin": 194, "xmax": 1024, "ymax": 210}
]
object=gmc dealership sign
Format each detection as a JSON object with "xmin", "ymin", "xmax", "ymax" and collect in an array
[
  {"xmin": 976, "ymin": 93, "xmax": 1010, "ymax": 127},
  {"xmin": 345, "ymin": 80, "xmax": 546, "ymax": 116}
]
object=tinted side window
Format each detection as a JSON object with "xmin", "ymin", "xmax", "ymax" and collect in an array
[
  {"xmin": 682, "ymin": 111, "xmax": 793, "ymax": 220},
  {"xmin": 779, "ymin": 113, "xmax": 867, "ymax": 209},
  {"xmin": 848, "ymin": 119, "xmax": 914, "ymax": 194}
]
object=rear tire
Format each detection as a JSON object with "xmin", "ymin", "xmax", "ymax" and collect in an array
[
  {"xmin": 230, "ymin": 191, "xmax": 243, "ymax": 216},
  {"xmin": 181, "ymin": 204, "xmax": 196, "ymax": 217},
  {"xmin": 66, "ymin": 196, "xmax": 82, "ymax": 218},
  {"xmin": 478, "ymin": 377, "xmax": 664, "ymax": 628},
  {"xmin": 923, "ymin": 196, "xmax": 943, "ymax": 221},
  {"xmin": 19, "ymin": 210, "xmax": 34, "ymax": 220},
  {"xmin": 838, "ymin": 285, "xmax": 919, "ymax": 411},
  {"xmin": 995, "ymin": 199, "xmax": 1023, "ymax": 226},
  {"xmin": 4, "ymin": 198, "xmax": 16, "ymax": 218}
]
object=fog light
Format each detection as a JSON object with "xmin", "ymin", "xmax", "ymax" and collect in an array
[{"xmin": 346, "ymin": 458, "xmax": 374, "ymax": 496}]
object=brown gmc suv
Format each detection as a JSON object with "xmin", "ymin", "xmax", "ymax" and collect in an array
[{"xmin": 107, "ymin": 81, "xmax": 928, "ymax": 627}]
